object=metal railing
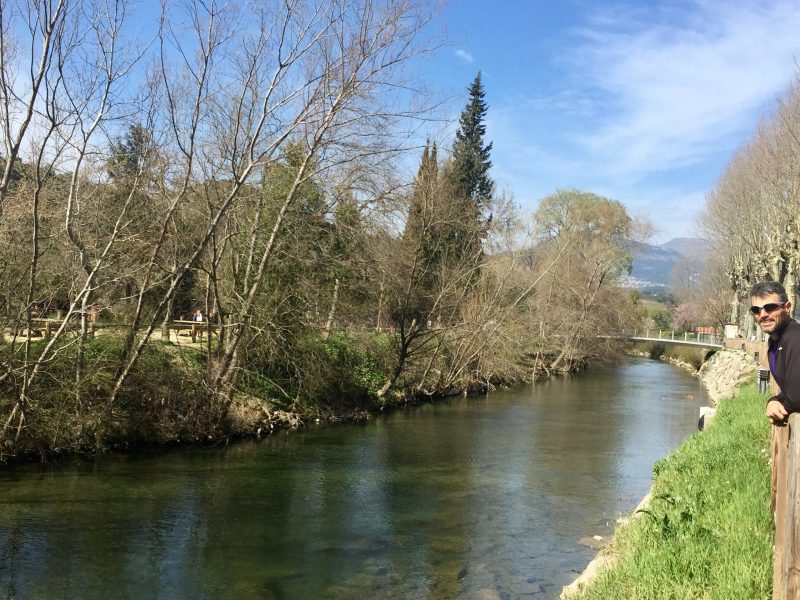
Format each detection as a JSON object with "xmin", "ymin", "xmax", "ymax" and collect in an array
[{"xmin": 617, "ymin": 329, "xmax": 723, "ymax": 348}]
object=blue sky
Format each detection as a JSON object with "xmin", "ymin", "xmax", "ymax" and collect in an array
[{"xmin": 418, "ymin": 0, "xmax": 800, "ymax": 243}]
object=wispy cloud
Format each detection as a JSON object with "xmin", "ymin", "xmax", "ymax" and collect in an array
[
  {"xmin": 568, "ymin": 0, "xmax": 800, "ymax": 178},
  {"xmin": 455, "ymin": 49, "xmax": 474, "ymax": 63},
  {"xmin": 488, "ymin": 0, "xmax": 800, "ymax": 241}
]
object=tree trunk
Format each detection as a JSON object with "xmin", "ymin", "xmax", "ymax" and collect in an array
[{"xmin": 321, "ymin": 278, "xmax": 340, "ymax": 341}]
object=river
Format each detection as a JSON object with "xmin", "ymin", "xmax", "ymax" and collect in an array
[{"xmin": 0, "ymin": 356, "xmax": 708, "ymax": 599}]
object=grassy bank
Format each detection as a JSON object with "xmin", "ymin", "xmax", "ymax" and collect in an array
[
  {"xmin": 643, "ymin": 343, "xmax": 711, "ymax": 371},
  {"xmin": 0, "ymin": 331, "xmax": 391, "ymax": 460},
  {"xmin": 569, "ymin": 385, "xmax": 773, "ymax": 599},
  {"xmin": 1, "ymin": 328, "xmax": 525, "ymax": 461}
]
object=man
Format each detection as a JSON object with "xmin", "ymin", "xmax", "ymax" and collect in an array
[{"xmin": 750, "ymin": 281, "xmax": 800, "ymax": 421}]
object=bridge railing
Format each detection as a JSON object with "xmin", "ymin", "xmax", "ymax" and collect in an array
[
  {"xmin": 619, "ymin": 329, "xmax": 722, "ymax": 346},
  {"xmin": 771, "ymin": 415, "xmax": 800, "ymax": 600}
]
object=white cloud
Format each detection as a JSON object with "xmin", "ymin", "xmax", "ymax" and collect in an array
[
  {"xmin": 487, "ymin": 0, "xmax": 800, "ymax": 242},
  {"xmin": 569, "ymin": 0, "xmax": 800, "ymax": 177},
  {"xmin": 455, "ymin": 49, "xmax": 474, "ymax": 63}
]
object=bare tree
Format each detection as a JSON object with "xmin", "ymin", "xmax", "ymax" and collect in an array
[
  {"xmin": 702, "ymin": 73, "xmax": 800, "ymax": 327},
  {"xmin": 0, "ymin": 0, "xmax": 439, "ymax": 456},
  {"xmin": 529, "ymin": 189, "xmax": 643, "ymax": 373}
]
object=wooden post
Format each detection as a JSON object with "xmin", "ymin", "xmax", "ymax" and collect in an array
[
  {"xmin": 773, "ymin": 421, "xmax": 790, "ymax": 593},
  {"xmin": 45, "ymin": 320, "xmax": 52, "ymax": 339},
  {"xmin": 773, "ymin": 414, "xmax": 800, "ymax": 599},
  {"xmin": 190, "ymin": 323, "xmax": 197, "ymax": 343}
]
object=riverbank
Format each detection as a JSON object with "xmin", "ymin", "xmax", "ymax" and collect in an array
[
  {"xmin": 562, "ymin": 384, "xmax": 773, "ymax": 599},
  {"xmin": 635, "ymin": 344, "xmax": 758, "ymax": 405},
  {"xmin": 0, "ymin": 357, "xmax": 705, "ymax": 598},
  {"xmin": 0, "ymin": 330, "xmax": 530, "ymax": 463}
]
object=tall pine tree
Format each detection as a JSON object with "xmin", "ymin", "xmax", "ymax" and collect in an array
[
  {"xmin": 445, "ymin": 72, "xmax": 494, "ymax": 269},
  {"xmin": 451, "ymin": 72, "xmax": 493, "ymax": 205}
]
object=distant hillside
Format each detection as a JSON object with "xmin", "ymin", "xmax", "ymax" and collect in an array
[
  {"xmin": 624, "ymin": 237, "xmax": 707, "ymax": 290},
  {"xmin": 660, "ymin": 237, "xmax": 709, "ymax": 257}
]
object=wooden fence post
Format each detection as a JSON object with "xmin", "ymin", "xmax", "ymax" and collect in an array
[
  {"xmin": 773, "ymin": 421, "xmax": 790, "ymax": 599},
  {"xmin": 773, "ymin": 413, "xmax": 800, "ymax": 599}
]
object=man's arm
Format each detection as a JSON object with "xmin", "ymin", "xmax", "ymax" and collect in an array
[
  {"xmin": 768, "ymin": 326, "xmax": 800, "ymax": 420},
  {"xmin": 767, "ymin": 396, "xmax": 788, "ymax": 421}
]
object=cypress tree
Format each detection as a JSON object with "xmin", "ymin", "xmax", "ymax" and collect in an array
[{"xmin": 404, "ymin": 139, "xmax": 439, "ymax": 248}]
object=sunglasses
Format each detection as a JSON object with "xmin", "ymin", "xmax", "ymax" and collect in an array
[{"xmin": 750, "ymin": 302, "xmax": 787, "ymax": 315}]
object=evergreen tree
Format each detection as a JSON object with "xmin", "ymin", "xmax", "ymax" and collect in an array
[
  {"xmin": 403, "ymin": 140, "xmax": 445, "ymax": 297},
  {"xmin": 443, "ymin": 72, "xmax": 494, "ymax": 271},
  {"xmin": 107, "ymin": 124, "xmax": 155, "ymax": 183},
  {"xmin": 404, "ymin": 139, "xmax": 439, "ymax": 250},
  {"xmin": 450, "ymin": 72, "xmax": 493, "ymax": 205},
  {"xmin": 259, "ymin": 141, "xmax": 330, "ymax": 328}
]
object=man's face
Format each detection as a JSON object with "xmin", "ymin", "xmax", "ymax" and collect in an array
[{"xmin": 751, "ymin": 293, "xmax": 793, "ymax": 336}]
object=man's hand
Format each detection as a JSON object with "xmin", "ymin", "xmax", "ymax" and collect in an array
[{"xmin": 767, "ymin": 398, "xmax": 789, "ymax": 422}]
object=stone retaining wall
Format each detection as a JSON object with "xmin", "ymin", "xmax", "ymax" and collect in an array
[{"xmin": 698, "ymin": 348, "xmax": 758, "ymax": 405}]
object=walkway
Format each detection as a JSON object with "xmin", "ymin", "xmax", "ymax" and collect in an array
[{"xmin": 616, "ymin": 330, "xmax": 723, "ymax": 350}]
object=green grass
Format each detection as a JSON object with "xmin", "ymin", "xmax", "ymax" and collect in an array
[{"xmin": 571, "ymin": 385, "xmax": 773, "ymax": 599}]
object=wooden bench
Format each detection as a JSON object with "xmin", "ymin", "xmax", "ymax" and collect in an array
[{"xmin": 169, "ymin": 320, "xmax": 220, "ymax": 343}]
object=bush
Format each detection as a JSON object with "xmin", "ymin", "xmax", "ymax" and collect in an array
[
  {"xmin": 2, "ymin": 336, "xmax": 211, "ymax": 458},
  {"xmin": 663, "ymin": 346, "xmax": 708, "ymax": 370},
  {"xmin": 235, "ymin": 331, "xmax": 391, "ymax": 412}
]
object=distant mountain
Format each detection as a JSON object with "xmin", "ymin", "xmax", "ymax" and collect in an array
[
  {"xmin": 660, "ymin": 237, "xmax": 709, "ymax": 258},
  {"xmin": 623, "ymin": 237, "xmax": 708, "ymax": 290}
]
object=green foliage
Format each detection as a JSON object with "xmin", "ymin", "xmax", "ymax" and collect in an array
[
  {"xmin": 649, "ymin": 308, "xmax": 672, "ymax": 330},
  {"xmin": 442, "ymin": 72, "xmax": 494, "ymax": 270},
  {"xmin": 534, "ymin": 189, "xmax": 631, "ymax": 246},
  {"xmin": 450, "ymin": 72, "xmax": 494, "ymax": 203},
  {"xmin": 321, "ymin": 333, "xmax": 386, "ymax": 399},
  {"xmin": 663, "ymin": 346, "xmax": 708, "ymax": 371},
  {"xmin": 2, "ymin": 336, "xmax": 211, "ymax": 458},
  {"xmin": 258, "ymin": 141, "xmax": 331, "ymax": 325},
  {"xmin": 107, "ymin": 124, "xmax": 154, "ymax": 181},
  {"xmin": 236, "ymin": 332, "xmax": 391, "ymax": 411},
  {"xmin": 237, "ymin": 368, "xmax": 293, "ymax": 405},
  {"xmin": 572, "ymin": 386, "xmax": 773, "ymax": 599}
]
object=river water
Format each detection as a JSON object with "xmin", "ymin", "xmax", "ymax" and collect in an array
[{"xmin": 0, "ymin": 356, "xmax": 708, "ymax": 599}]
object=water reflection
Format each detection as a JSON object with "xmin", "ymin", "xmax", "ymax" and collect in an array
[{"xmin": 0, "ymin": 357, "xmax": 708, "ymax": 599}]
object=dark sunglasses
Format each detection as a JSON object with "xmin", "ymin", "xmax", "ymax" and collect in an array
[{"xmin": 750, "ymin": 302, "xmax": 787, "ymax": 315}]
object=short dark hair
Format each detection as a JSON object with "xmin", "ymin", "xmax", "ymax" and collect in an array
[{"xmin": 749, "ymin": 281, "xmax": 789, "ymax": 302}]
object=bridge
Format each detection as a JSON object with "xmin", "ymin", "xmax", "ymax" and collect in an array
[{"xmin": 615, "ymin": 329, "xmax": 724, "ymax": 350}]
